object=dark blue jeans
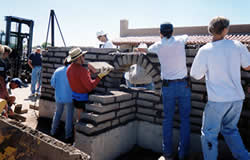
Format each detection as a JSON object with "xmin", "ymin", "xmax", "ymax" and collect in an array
[{"xmin": 162, "ymin": 80, "xmax": 191, "ymax": 158}]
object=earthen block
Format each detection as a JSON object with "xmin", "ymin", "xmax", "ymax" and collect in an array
[{"xmin": 88, "ymin": 62, "xmax": 114, "ymax": 73}]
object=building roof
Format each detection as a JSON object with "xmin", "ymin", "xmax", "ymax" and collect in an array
[
  {"xmin": 114, "ymin": 20, "xmax": 250, "ymax": 46},
  {"xmin": 113, "ymin": 34, "xmax": 250, "ymax": 46}
]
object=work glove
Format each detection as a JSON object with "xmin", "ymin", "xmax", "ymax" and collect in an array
[{"xmin": 98, "ymin": 67, "xmax": 111, "ymax": 79}]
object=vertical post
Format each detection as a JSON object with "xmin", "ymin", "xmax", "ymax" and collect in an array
[
  {"xmin": 51, "ymin": 10, "xmax": 55, "ymax": 47},
  {"xmin": 5, "ymin": 16, "xmax": 11, "ymax": 46}
]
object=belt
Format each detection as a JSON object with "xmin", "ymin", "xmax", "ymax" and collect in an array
[
  {"xmin": 163, "ymin": 77, "xmax": 187, "ymax": 83},
  {"xmin": 162, "ymin": 78, "xmax": 188, "ymax": 87}
]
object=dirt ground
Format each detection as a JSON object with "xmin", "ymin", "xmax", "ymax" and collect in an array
[{"xmin": 10, "ymin": 84, "xmax": 39, "ymax": 129}]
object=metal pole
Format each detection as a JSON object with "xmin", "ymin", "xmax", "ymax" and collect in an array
[{"xmin": 51, "ymin": 10, "xmax": 55, "ymax": 47}]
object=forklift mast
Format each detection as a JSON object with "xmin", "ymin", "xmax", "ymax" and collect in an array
[{"xmin": 3, "ymin": 16, "xmax": 34, "ymax": 81}]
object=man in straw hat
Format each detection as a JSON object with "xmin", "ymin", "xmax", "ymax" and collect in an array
[{"xmin": 66, "ymin": 47, "xmax": 111, "ymax": 121}]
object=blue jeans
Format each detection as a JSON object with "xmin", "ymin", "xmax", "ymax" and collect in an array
[
  {"xmin": 50, "ymin": 102, "xmax": 74, "ymax": 139},
  {"xmin": 162, "ymin": 80, "xmax": 191, "ymax": 158},
  {"xmin": 201, "ymin": 100, "xmax": 249, "ymax": 160},
  {"xmin": 31, "ymin": 66, "xmax": 42, "ymax": 94}
]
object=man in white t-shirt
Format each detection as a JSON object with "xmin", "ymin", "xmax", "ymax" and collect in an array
[
  {"xmin": 147, "ymin": 23, "xmax": 191, "ymax": 160},
  {"xmin": 96, "ymin": 30, "xmax": 115, "ymax": 48},
  {"xmin": 191, "ymin": 16, "xmax": 250, "ymax": 160}
]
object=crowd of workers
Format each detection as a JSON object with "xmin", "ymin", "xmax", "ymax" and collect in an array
[{"xmin": 1, "ymin": 16, "xmax": 250, "ymax": 160}]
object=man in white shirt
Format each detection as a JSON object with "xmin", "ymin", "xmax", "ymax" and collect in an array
[
  {"xmin": 148, "ymin": 23, "xmax": 191, "ymax": 160},
  {"xmin": 96, "ymin": 30, "xmax": 115, "ymax": 48},
  {"xmin": 191, "ymin": 16, "xmax": 250, "ymax": 160}
]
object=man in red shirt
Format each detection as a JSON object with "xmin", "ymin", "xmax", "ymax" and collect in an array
[{"xmin": 66, "ymin": 47, "xmax": 110, "ymax": 121}]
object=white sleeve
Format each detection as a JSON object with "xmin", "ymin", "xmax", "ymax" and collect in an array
[
  {"xmin": 104, "ymin": 41, "xmax": 115, "ymax": 48},
  {"xmin": 190, "ymin": 48, "xmax": 207, "ymax": 80},
  {"xmin": 239, "ymin": 43, "xmax": 250, "ymax": 68},
  {"xmin": 148, "ymin": 43, "xmax": 159, "ymax": 53}
]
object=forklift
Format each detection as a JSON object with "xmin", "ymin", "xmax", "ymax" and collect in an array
[{"xmin": 0, "ymin": 16, "xmax": 34, "ymax": 82}]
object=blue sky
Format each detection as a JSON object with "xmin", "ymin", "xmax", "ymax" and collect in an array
[{"xmin": 1, "ymin": 0, "xmax": 249, "ymax": 47}]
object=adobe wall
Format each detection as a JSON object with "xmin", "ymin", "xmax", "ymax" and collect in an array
[
  {"xmin": 39, "ymin": 46, "xmax": 250, "ymax": 160},
  {"xmin": 0, "ymin": 117, "xmax": 90, "ymax": 160}
]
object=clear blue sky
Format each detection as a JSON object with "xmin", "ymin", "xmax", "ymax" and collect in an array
[{"xmin": 1, "ymin": 0, "xmax": 249, "ymax": 47}]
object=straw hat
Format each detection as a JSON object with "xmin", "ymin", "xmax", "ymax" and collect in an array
[{"xmin": 66, "ymin": 48, "xmax": 87, "ymax": 62}]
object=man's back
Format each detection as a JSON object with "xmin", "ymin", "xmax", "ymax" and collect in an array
[
  {"xmin": 149, "ymin": 35, "xmax": 188, "ymax": 80},
  {"xmin": 51, "ymin": 66, "xmax": 72, "ymax": 103},
  {"xmin": 191, "ymin": 39, "xmax": 250, "ymax": 102}
]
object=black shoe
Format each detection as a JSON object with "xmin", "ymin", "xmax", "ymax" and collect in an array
[{"xmin": 64, "ymin": 137, "xmax": 74, "ymax": 145}]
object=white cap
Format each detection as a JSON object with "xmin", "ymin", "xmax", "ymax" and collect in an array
[{"xmin": 96, "ymin": 30, "xmax": 106, "ymax": 37}]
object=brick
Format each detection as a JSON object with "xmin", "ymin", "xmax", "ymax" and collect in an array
[
  {"xmin": 136, "ymin": 99, "xmax": 154, "ymax": 107},
  {"xmin": 137, "ymin": 107, "xmax": 156, "ymax": 116},
  {"xmin": 192, "ymin": 84, "xmax": 207, "ymax": 92},
  {"xmin": 88, "ymin": 62, "xmax": 114, "ymax": 73},
  {"xmin": 186, "ymin": 49, "xmax": 198, "ymax": 57},
  {"xmin": 145, "ymin": 63, "xmax": 153, "ymax": 74},
  {"xmin": 114, "ymin": 62, "xmax": 119, "ymax": 69},
  {"xmin": 82, "ymin": 112, "xmax": 115, "ymax": 123},
  {"xmin": 191, "ymin": 93, "xmax": 204, "ymax": 101},
  {"xmin": 192, "ymin": 101, "xmax": 206, "ymax": 109},
  {"xmin": 98, "ymin": 55, "xmax": 114, "ymax": 61},
  {"xmin": 191, "ymin": 108, "xmax": 203, "ymax": 117},
  {"xmin": 110, "ymin": 91, "xmax": 132, "ymax": 102},
  {"xmin": 141, "ymin": 58, "xmax": 148, "ymax": 68},
  {"xmin": 137, "ymin": 55, "xmax": 144, "ymax": 65},
  {"xmin": 120, "ymin": 113, "xmax": 136, "ymax": 124},
  {"xmin": 117, "ymin": 107, "xmax": 134, "ymax": 117},
  {"xmin": 191, "ymin": 77, "xmax": 205, "ymax": 84},
  {"xmin": 120, "ymin": 99, "xmax": 136, "ymax": 108},
  {"xmin": 89, "ymin": 95, "xmax": 115, "ymax": 104},
  {"xmin": 54, "ymin": 52, "xmax": 67, "ymax": 57},
  {"xmin": 138, "ymin": 92, "xmax": 160, "ymax": 102},
  {"xmin": 117, "ymin": 57, "xmax": 123, "ymax": 66},
  {"xmin": 241, "ymin": 71, "xmax": 250, "ymax": 79},
  {"xmin": 127, "ymin": 55, "xmax": 132, "ymax": 65},
  {"xmin": 136, "ymin": 113, "xmax": 154, "ymax": 123},
  {"xmin": 75, "ymin": 121, "xmax": 111, "ymax": 135},
  {"xmin": 148, "ymin": 69, "xmax": 157, "ymax": 77},
  {"xmin": 186, "ymin": 57, "xmax": 194, "ymax": 65},
  {"xmin": 111, "ymin": 119, "xmax": 119, "ymax": 127},
  {"xmin": 85, "ymin": 54, "xmax": 97, "ymax": 60},
  {"xmin": 86, "ymin": 103, "xmax": 119, "ymax": 113},
  {"xmin": 94, "ymin": 87, "xmax": 106, "ymax": 93},
  {"xmin": 149, "ymin": 57, "xmax": 159, "ymax": 63},
  {"xmin": 47, "ymin": 68, "xmax": 56, "ymax": 73},
  {"xmin": 122, "ymin": 55, "xmax": 128, "ymax": 65},
  {"xmin": 54, "ymin": 64, "xmax": 63, "ymax": 68},
  {"xmin": 132, "ymin": 55, "xmax": 138, "ymax": 64},
  {"xmin": 42, "ymin": 73, "xmax": 53, "ymax": 78},
  {"xmin": 42, "ymin": 63, "xmax": 54, "ymax": 68},
  {"xmin": 152, "ymin": 75, "xmax": 161, "ymax": 82},
  {"xmin": 155, "ymin": 104, "xmax": 163, "ymax": 110},
  {"xmin": 48, "ymin": 57, "xmax": 62, "ymax": 63}
]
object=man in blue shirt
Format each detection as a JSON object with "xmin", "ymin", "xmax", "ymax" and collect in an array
[
  {"xmin": 28, "ymin": 47, "xmax": 42, "ymax": 96},
  {"xmin": 50, "ymin": 58, "xmax": 74, "ymax": 144}
]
